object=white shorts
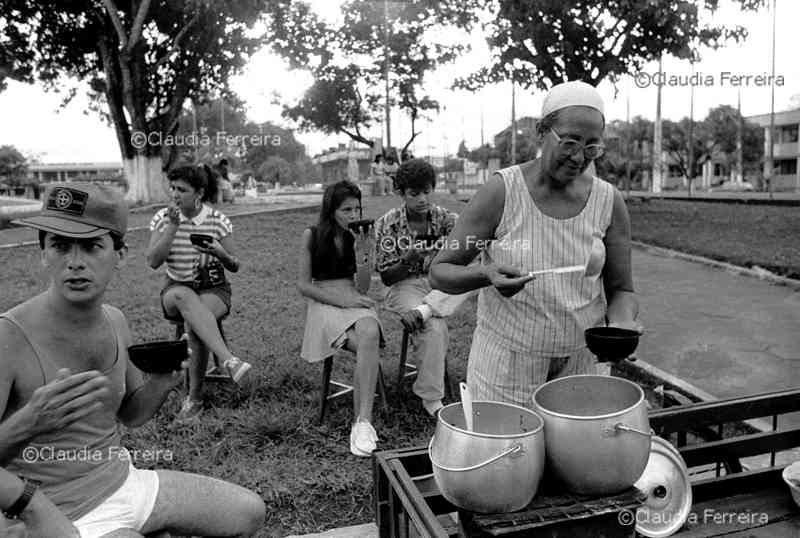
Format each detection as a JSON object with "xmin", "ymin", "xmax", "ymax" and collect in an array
[{"xmin": 73, "ymin": 464, "xmax": 160, "ymax": 538}]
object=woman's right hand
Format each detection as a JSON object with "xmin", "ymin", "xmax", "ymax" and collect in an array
[
  {"xmin": 484, "ymin": 263, "xmax": 535, "ymax": 298},
  {"xmin": 166, "ymin": 203, "xmax": 181, "ymax": 225}
]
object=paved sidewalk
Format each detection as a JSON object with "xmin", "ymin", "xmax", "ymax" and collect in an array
[{"xmin": 631, "ymin": 246, "xmax": 800, "ymax": 429}]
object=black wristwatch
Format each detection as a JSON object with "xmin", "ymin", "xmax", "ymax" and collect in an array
[{"xmin": 3, "ymin": 478, "xmax": 38, "ymax": 519}]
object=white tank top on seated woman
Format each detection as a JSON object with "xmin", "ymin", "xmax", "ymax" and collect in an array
[{"xmin": 476, "ymin": 164, "xmax": 615, "ymax": 356}]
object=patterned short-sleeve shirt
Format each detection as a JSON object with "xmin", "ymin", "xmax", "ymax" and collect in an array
[
  {"xmin": 374, "ymin": 203, "xmax": 457, "ymax": 275},
  {"xmin": 149, "ymin": 204, "xmax": 232, "ymax": 282}
]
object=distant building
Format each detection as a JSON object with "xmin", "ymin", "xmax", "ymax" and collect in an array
[
  {"xmin": 492, "ymin": 116, "xmax": 538, "ymax": 148},
  {"xmin": 27, "ymin": 162, "xmax": 125, "ymax": 185},
  {"xmin": 747, "ymin": 109, "xmax": 799, "ymax": 192},
  {"xmin": 311, "ymin": 142, "xmax": 375, "ymax": 186}
]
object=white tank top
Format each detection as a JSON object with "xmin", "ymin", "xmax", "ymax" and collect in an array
[{"xmin": 476, "ymin": 165, "xmax": 615, "ymax": 354}]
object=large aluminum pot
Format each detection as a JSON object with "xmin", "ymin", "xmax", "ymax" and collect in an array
[
  {"xmin": 532, "ymin": 375, "xmax": 651, "ymax": 495},
  {"xmin": 429, "ymin": 401, "xmax": 545, "ymax": 513}
]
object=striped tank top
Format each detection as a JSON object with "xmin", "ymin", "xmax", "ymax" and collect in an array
[
  {"xmin": 149, "ymin": 204, "xmax": 233, "ymax": 282},
  {"xmin": 476, "ymin": 165, "xmax": 615, "ymax": 355}
]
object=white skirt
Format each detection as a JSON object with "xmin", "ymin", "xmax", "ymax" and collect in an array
[{"xmin": 300, "ymin": 296, "xmax": 384, "ymax": 363}]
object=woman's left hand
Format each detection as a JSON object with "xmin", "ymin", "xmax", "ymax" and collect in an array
[
  {"xmin": 194, "ymin": 239, "xmax": 225, "ymax": 258},
  {"xmin": 607, "ymin": 319, "xmax": 644, "ymax": 334},
  {"xmin": 351, "ymin": 228, "xmax": 374, "ymax": 257}
]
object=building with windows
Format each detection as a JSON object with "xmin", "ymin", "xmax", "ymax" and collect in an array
[
  {"xmin": 27, "ymin": 162, "xmax": 124, "ymax": 184},
  {"xmin": 747, "ymin": 109, "xmax": 799, "ymax": 191},
  {"xmin": 311, "ymin": 142, "xmax": 377, "ymax": 189}
]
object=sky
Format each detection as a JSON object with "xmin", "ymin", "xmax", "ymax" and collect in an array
[{"xmin": 0, "ymin": 0, "xmax": 798, "ymax": 163}]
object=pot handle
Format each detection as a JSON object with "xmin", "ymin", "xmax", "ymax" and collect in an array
[
  {"xmin": 428, "ymin": 438, "xmax": 523, "ymax": 472},
  {"xmin": 603, "ymin": 422, "xmax": 653, "ymax": 438}
]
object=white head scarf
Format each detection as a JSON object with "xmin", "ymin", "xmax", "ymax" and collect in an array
[{"xmin": 541, "ymin": 80, "xmax": 605, "ymax": 119}]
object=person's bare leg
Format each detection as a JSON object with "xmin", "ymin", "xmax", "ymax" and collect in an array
[
  {"xmin": 344, "ymin": 318, "xmax": 380, "ymax": 422},
  {"xmin": 163, "ymin": 286, "xmax": 233, "ymax": 363},
  {"xmin": 186, "ymin": 329, "xmax": 208, "ymax": 402},
  {"xmin": 139, "ymin": 470, "xmax": 265, "ymax": 537}
]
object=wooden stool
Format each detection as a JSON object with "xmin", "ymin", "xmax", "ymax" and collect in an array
[
  {"xmin": 318, "ymin": 353, "xmax": 388, "ymax": 424},
  {"xmin": 396, "ymin": 328, "xmax": 454, "ymax": 401}
]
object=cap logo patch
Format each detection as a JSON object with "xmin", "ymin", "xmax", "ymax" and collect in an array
[{"xmin": 47, "ymin": 188, "xmax": 88, "ymax": 216}]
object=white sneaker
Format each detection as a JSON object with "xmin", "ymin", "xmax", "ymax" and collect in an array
[
  {"xmin": 350, "ymin": 419, "xmax": 378, "ymax": 457},
  {"xmin": 175, "ymin": 396, "xmax": 203, "ymax": 422},
  {"xmin": 223, "ymin": 357, "xmax": 252, "ymax": 385}
]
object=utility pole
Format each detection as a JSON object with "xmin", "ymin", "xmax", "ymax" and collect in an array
[
  {"xmin": 767, "ymin": 0, "xmax": 776, "ymax": 198},
  {"xmin": 625, "ymin": 89, "xmax": 631, "ymax": 197},
  {"xmin": 737, "ymin": 89, "xmax": 744, "ymax": 186},
  {"xmin": 511, "ymin": 81, "xmax": 517, "ymax": 165},
  {"xmin": 480, "ymin": 102, "xmax": 485, "ymax": 148},
  {"xmin": 688, "ymin": 62, "xmax": 695, "ymax": 196},
  {"xmin": 191, "ymin": 99, "xmax": 198, "ymax": 161},
  {"xmin": 652, "ymin": 56, "xmax": 663, "ymax": 193},
  {"xmin": 383, "ymin": 0, "xmax": 391, "ymax": 153}
]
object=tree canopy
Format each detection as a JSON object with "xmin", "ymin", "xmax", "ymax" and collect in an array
[
  {"xmin": 0, "ymin": 145, "xmax": 28, "ymax": 184},
  {"xmin": 456, "ymin": 0, "xmax": 766, "ymax": 91},
  {"xmin": 0, "ymin": 0, "xmax": 290, "ymax": 201},
  {"xmin": 274, "ymin": 0, "xmax": 480, "ymax": 149}
]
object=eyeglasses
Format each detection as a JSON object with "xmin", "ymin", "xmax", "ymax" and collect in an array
[{"xmin": 550, "ymin": 129, "xmax": 605, "ymax": 160}]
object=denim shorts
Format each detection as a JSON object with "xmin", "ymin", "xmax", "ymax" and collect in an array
[{"xmin": 160, "ymin": 277, "xmax": 231, "ymax": 322}]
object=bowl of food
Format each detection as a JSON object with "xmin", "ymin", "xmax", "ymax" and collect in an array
[
  {"xmin": 783, "ymin": 461, "xmax": 800, "ymax": 507},
  {"xmin": 128, "ymin": 340, "xmax": 187, "ymax": 374},
  {"xmin": 347, "ymin": 218, "xmax": 374, "ymax": 234},
  {"xmin": 584, "ymin": 326, "xmax": 640, "ymax": 362},
  {"xmin": 189, "ymin": 233, "xmax": 213, "ymax": 247}
]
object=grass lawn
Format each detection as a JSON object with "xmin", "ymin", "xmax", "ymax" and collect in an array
[
  {"xmin": 0, "ymin": 190, "xmax": 796, "ymax": 536},
  {"xmin": 627, "ymin": 199, "xmax": 800, "ymax": 279}
]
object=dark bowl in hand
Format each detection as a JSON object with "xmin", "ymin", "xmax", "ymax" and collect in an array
[
  {"xmin": 189, "ymin": 233, "xmax": 213, "ymax": 247},
  {"xmin": 347, "ymin": 218, "xmax": 374, "ymax": 234},
  {"xmin": 128, "ymin": 340, "xmax": 187, "ymax": 374},
  {"xmin": 584, "ymin": 326, "xmax": 640, "ymax": 362}
]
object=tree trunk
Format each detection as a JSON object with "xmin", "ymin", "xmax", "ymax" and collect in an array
[{"xmin": 123, "ymin": 155, "xmax": 167, "ymax": 204}]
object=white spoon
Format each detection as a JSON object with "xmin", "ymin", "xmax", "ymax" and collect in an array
[
  {"xmin": 528, "ymin": 264, "xmax": 586, "ymax": 277},
  {"xmin": 459, "ymin": 382, "xmax": 474, "ymax": 432}
]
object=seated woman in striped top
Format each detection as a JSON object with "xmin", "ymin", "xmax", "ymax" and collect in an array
[{"xmin": 146, "ymin": 164, "xmax": 252, "ymax": 421}]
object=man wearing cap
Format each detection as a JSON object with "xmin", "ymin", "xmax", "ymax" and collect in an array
[
  {"xmin": 429, "ymin": 81, "xmax": 641, "ymax": 409},
  {"xmin": 0, "ymin": 183, "xmax": 265, "ymax": 537}
]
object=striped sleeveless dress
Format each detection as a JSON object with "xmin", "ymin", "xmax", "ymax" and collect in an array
[{"xmin": 467, "ymin": 165, "xmax": 615, "ymax": 409}]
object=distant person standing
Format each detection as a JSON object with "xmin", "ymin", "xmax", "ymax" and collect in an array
[
  {"xmin": 383, "ymin": 155, "xmax": 399, "ymax": 194},
  {"xmin": 370, "ymin": 154, "xmax": 386, "ymax": 196},
  {"xmin": 216, "ymin": 159, "xmax": 235, "ymax": 204}
]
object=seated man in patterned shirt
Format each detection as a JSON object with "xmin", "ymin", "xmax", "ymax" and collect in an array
[{"xmin": 375, "ymin": 159, "xmax": 470, "ymax": 416}]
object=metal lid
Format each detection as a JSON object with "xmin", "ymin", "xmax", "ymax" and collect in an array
[{"xmin": 634, "ymin": 435, "xmax": 693, "ymax": 538}]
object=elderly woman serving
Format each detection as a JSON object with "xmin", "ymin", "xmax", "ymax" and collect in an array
[{"xmin": 430, "ymin": 80, "xmax": 641, "ymax": 409}]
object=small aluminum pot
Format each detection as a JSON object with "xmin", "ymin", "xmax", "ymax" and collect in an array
[
  {"xmin": 532, "ymin": 375, "xmax": 651, "ymax": 495},
  {"xmin": 429, "ymin": 401, "xmax": 545, "ymax": 513}
]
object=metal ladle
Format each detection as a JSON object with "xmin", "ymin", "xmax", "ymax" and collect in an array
[{"xmin": 459, "ymin": 382, "xmax": 474, "ymax": 432}]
